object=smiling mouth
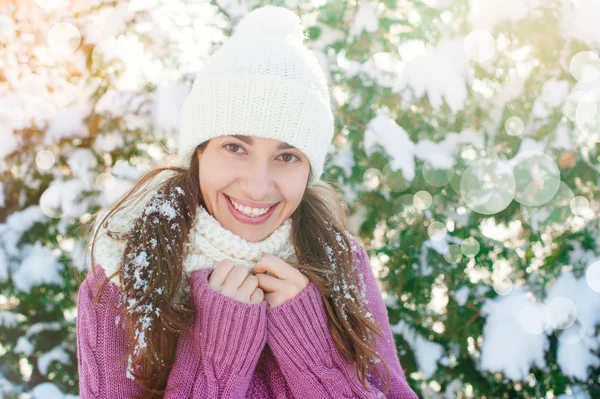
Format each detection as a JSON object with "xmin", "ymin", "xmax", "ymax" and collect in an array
[
  {"xmin": 224, "ymin": 194, "xmax": 280, "ymax": 222},
  {"xmin": 225, "ymin": 195, "xmax": 278, "ymax": 210}
]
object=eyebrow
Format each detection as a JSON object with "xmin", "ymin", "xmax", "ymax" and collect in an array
[{"xmin": 228, "ymin": 135, "xmax": 297, "ymax": 150}]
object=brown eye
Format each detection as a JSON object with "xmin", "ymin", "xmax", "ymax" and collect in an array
[
  {"xmin": 224, "ymin": 144, "xmax": 244, "ymax": 153},
  {"xmin": 280, "ymin": 153, "xmax": 299, "ymax": 163}
]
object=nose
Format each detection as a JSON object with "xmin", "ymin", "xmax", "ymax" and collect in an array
[{"xmin": 239, "ymin": 160, "xmax": 273, "ymax": 201}]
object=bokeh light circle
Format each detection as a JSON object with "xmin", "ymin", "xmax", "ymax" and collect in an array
[
  {"xmin": 505, "ymin": 116, "xmax": 524, "ymax": 136},
  {"xmin": 392, "ymin": 194, "xmax": 424, "ymax": 229},
  {"xmin": 460, "ymin": 158, "xmax": 516, "ymax": 215},
  {"xmin": 427, "ymin": 221, "xmax": 447, "ymax": 240},
  {"xmin": 449, "ymin": 145, "xmax": 499, "ymax": 195},
  {"xmin": 48, "ymin": 22, "xmax": 81, "ymax": 55},
  {"xmin": 570, "ymin": 196, "xmax": 590, "ymax": 216},
  {"xmin": 575, "ymin": 89, "xmax": 600, "ymax": 143},
  {"xmin": 586, "ymin": 261, "xmax": 600, "ymax": 293},
  {"xmin": 96, "ymin": 172, "xmax": 116, "ymax": 192},
  {"xmin": 382, "ymin": 162, "xmax": 412, "ymax": 192},
  {"xmin": 511, "ymin": 151, "xmax": 561, "ymax": 207},
  {"xmin": 413, "ymin": 190, "xmax": 433, "ymax": 210},
  {"xmin": 91, "ymin": 42, "xmax": 106, "ymax": 68},
  {"xmin": 493, "ymin": 278, "xmax": 513, "ymax": 296},
  {"xmin": 550, "ymin": 181, "xmax": 575, "ymax": 206},
  {"xmin": 464, "ymin": 30, "xmax": 496, "ymax": 63},
  {"xmin": 461, "ymin": 237, "xmax": 480, "ymax": 258},
  {"xmin": 569, "ymin": 51, "xmax": 600, "ymax": 83},
  {"xmin": 564, "ymin": 91, "xmax": 586, "ymax": 122},
  {"xmin": 36, "ymin": 150, "xmax": 55, "ymax": 170},
  {"xmin": 363, "ymin": 168, "xmax": 382, "ymax": 190},
  {"xmin": 422, "ymin": 155, "xmax": 454, "ymax": 187},
  {"xmin": 555, "ymin": 317, "xmax": 586, "ymax": 345},
  {"xmin": 518, "ymin": 302, "xmax": 551, "ymax": 335},
  {"xmin": 444, "ymin": 244, "xmax": 463, "ymax": 264},
  {"xmin": 546, "ymin": 296, "xmax": 578, "ymax": 330},
  {"xmin": 520, "ymin": 181, "xmax": 574, "ymax": 230},
  {"xmin": 39, "ymin": 185, "xmax": 62, "ymax": 219},
  {"xmin": 91, "ymin": 40, "xmax": 121, "ymax": 69}
]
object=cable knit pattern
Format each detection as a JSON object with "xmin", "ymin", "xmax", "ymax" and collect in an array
[
  {"xmin": 77, "ymin": 200, "xmax": 419, "ymax": 397},
  {"xmin": 266, "ymin": 243, "xmax": 419, "ymax": 398},
  {"xmin": 164, "ymin": 268, "xmax": 269, "ymax": 397}
]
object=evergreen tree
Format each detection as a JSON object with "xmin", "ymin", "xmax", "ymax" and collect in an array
[{"xmin": 1, "ymin": 0, "xmax": 598, "ymax": 397}]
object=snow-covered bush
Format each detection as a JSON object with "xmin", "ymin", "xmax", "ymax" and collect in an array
[{"xmin": 1, "ymin": 0, "xmax": 599, "ymax": 397}]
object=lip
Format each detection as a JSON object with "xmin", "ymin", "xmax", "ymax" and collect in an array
[
  {"xmin": 224, "ymin": 194, "xmax": 279, "ymax": 225},
  {"xmin": 226, "ymin": 195, "xmax": 277, "ymax": 209}
]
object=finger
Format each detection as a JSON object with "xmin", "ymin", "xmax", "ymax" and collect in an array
[
  {"xmin": 255, "ymin": 273, "xmax": 286, "ymax": 293},
  {"xmin": 252, "ymin": 253, "xmax": 291, "ymax": 280},
  {"xmin": 237, "ymin": 274, "xmax": 259, "ymax": 300},
  {"xmin": 252, "ymin": 269, "xmax": 277, "ymax": 278},
  {"xmin": 208, "ymin": 259, "xmax": 236, "ymax": 290},
  {"xmin": 221, "ymin": 264, "xmax": 251, "ymax": 296},
  {"xmin": 263, "ymin": 292, "xmax": 279, "ymax": 308},
  {"xmin": 249, "ymin": 287, "xmax": 264, "ymax": 304}
]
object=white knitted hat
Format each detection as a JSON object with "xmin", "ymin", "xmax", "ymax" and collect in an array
[{"xmin": 178, "ymin": 5, "xmax": 334, "ymax": 187}]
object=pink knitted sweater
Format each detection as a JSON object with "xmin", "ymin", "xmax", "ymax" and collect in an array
[{"xmin": 76, "ymin": 240, "xmax": 419, "ymax": 398}]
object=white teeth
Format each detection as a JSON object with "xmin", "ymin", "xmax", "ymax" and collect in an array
[{"xmin": 230, "ymin": 198, "xmax": 270, "ymax": 217}]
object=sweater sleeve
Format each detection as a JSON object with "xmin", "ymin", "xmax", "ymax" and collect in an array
[
  {"xmin": 76, "ymin": 266, "xmax": 267, "ymax": 399},
  {"xmin": 265, "ymin": 238, "xmax": 419, "ymax": 399},
  {"xmin": 164, "ymin": 268, "xmax": 268, "ymax": 398}
]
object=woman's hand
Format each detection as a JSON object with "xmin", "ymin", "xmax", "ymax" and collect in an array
[
  {"xmin": 208, "ymin": 259, "xmax": 265, "ymax": 304},
  {"xmin": 252, "ymin": 252, "xmax": 310, "ymax": 308}
]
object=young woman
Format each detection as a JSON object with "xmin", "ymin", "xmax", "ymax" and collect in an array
[{"xmin": 76, "ymin": 5, "xmax": 419, "ymax": 399}]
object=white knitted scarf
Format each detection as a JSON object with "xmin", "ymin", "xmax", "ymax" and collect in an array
[{"xmin": 91, "ymin": 182, "xmax": 297, "ymax": 289}]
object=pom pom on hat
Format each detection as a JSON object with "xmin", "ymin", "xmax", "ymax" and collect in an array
[{"xmin": 233, "ymin": 5, "xmax": 305, "ymax": 41}]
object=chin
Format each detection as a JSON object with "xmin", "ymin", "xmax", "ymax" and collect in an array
[{"xmin": 238, "ymin": 229, "xmax": 271, "ymax": 243}]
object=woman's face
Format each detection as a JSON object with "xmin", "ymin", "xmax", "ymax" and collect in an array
[{"xmin": 197, "ymin": 135, "xmax": 310, "ymax": 242}]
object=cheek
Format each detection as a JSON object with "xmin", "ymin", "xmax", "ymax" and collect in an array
[
  {"xmin": 279, "ymin": 177, "xmax": 306, "ymax": 205},
  {"xmin": 199, "ymin": 156, "xmax": 237, "ymax": 186}
]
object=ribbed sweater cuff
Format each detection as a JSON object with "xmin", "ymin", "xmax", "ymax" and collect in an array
[
  {"xmin": 266, "ymin": 281, "xmax": 337, "ymax": 372},
  {"xmin": 190, "ymin": 270, "xmax": 268, "ymax": 374}
]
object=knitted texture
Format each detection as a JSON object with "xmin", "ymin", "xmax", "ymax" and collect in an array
[
  {"xmin": 177, "ymin": 5, "xmax": 334, "ymax": 187},
  {"xmin": 184, "ymin": 202, "xmax": 297, "ymax": 272},
  {"xmin": 77, "ymin": 236, "xmax": 419, "ymax": 398}
]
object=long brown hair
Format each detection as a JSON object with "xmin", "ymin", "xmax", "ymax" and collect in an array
[{"xmin": 78, "ymin": 139, "xmax": 391, "ymax": 397}]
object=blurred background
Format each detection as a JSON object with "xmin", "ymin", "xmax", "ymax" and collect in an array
[{"xmin": 1, "ymin": 0, "xmax": 600, "ymax": 398}]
